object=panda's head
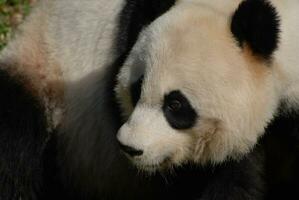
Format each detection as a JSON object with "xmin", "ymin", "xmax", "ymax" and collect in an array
[{"xmin": 116, "ymin": 0, "xmax": 280, "ymax": 172}]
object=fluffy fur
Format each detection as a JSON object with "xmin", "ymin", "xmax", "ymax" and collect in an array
[
  {"xmin": 116, "ymin": 0, "xmax": 299, "ymax": 198},
  {"xmin": 0, "ymin": 0, "xmax": 298, "ymax": 199},
  {"xmin": 116, "ymin": 0, "xmax": 280, "ymax": 167},
  {"xmin": 263, "ymin": 104, "xmax": 299, "ymax": 199},
  {"xmin": 0, "ymin": 65, "xmax": 48, "ymax": 200},
  {"xmin": 0, "ymin": 0, "xmax": 176, "ymax": 199},
  {"xmin": 231, "ymin": 0, "xmax": 280, "ymax": 59}
]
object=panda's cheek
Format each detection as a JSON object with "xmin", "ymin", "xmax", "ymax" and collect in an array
[{"xmin": 157, "ymin": 132, "xmax": 194, "ymax": 164}]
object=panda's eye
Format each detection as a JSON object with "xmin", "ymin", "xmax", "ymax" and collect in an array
[
  {"xmin": 163, "ymin": 90, "xmax": 198, "ymax": 130},
  {"xmin": 167, "ymin": 100, "xmax": 182, "ymax": 112}
]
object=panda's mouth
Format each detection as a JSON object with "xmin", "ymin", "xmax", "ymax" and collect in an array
[{"xmin": 135, "ymin": 156, "xmax": 173, "ymax": 173}]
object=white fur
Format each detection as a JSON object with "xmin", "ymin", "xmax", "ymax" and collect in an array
[
  {"xmin": 0, "ymin": 0, "xmax": 124, "ymax": 129},
  {"xmin": 270, "ymin": 0, "xmax": 299, "ymax": 106}
]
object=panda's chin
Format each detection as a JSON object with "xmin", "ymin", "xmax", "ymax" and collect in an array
[{"xmin": 133, "ymin": 156, "xmax": 173, "ymax": 174}]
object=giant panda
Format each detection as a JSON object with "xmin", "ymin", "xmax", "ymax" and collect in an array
[{"xmin": 0, "ymin": 0, "xmax": 298, "ymax": 200}]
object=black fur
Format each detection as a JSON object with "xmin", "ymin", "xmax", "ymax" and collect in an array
[
  {"xmin": 161, "ymin": 146, "xmax": 265, "ymax": 200},
  {"xmin": 198, "ymin": 147, "xmax": 265, "ymax": 200},
  {"xmin": 262, "ymin": 104, "xmax": 299, "ymax": 199},
  {"xmin": 0, "ymin": 68, "xmax": 49, "ymax": 200},
  {"xmin": 231, "ymin": 0, "xmax": 280, "ymax": 59},
  {"xmin": 163, "ymin": 90, "xmax": 198, "ymax": 130},
  {"xmin": 130, "ymin": 76, "xmax": 144, "ymax": 107}
]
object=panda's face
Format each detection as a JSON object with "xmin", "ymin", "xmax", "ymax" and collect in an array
[{"xmin": 116, "ymin": 1, "xmax": 279, "ymax": 172}]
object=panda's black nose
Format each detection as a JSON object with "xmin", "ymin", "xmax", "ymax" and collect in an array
[{"xmin": 118, "ymin": 142, "xmax": 143, "ymax": 157}]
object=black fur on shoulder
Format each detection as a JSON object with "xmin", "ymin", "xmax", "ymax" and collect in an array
[
  {"xmin": 262, "ymin": 102, "xmax": 299, "ymax": 199},
  {"xmin": 231, "ymin": 0, "xmax": 280, "ymax": 60},
  {"xmin": 0, "ymin": 67, "xmax": 49, "ymax": 200},
  {"xmin": 200, "ymin": 146, "xmax": 265, "ymax": 200}
]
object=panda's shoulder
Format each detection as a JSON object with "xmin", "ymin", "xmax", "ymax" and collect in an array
[{"xmin": 0, "ymin": 63, "xmax": 49, "ymax": 199}]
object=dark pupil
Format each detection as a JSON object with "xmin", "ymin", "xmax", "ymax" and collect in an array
[
  {"xmin": 162, "ymin": 90, "xmax": 198, "ymax": 130},
  {"xmin": 168, "ymin": 100, "xmax": 181, "ymax": 111}
]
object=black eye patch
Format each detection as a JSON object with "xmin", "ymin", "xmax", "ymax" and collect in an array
[
  {"xmin": 130, "ymin": 76, "xmax": 144, "ymax": 107},
  {"xmin": 163, "ymin": 90, "xmax": 198, "ymax": 130}
]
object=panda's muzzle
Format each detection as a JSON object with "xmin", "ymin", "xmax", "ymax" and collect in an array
[{"xmin": 118, "ymin": 142, "xmax": 144, "ymax": 157}]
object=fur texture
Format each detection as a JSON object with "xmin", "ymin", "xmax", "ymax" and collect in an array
[
  {"xmin": 0, "ymin": 0, "xmax": 298, "ymax": 199},
  {"xmin": 116, "ymin": 0, "xmax": 279, "ymax": 167},
  {"xmin": 116, "ymin": 0, "xmax": 298, "ymax": 198},
  {"xmin": 263, "ymin": 104, "xmax": 299, "ymax": 199},
  {"xmin": 0, "ymin": 66, "xmax": 48, "ymax": 200},
  {"xmin": 231, "ymin": 0, "xmax": 280, "ymax": 59},
  {"xmin": 0, "ymin": 0, "xmax": 179, "ymax": 199}
]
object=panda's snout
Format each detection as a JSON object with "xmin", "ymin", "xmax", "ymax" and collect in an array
[
  {"xmin": 117, "ymin": 122, "xmax": 144, "ymax": 157},
  {"xmin": 118, "ymin": 141, "xmax": 144, "ymax": 157}
]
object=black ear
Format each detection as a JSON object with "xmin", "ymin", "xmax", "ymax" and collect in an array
[{"xmin": 231, "ymin": 0, "xmax": 280, "ymax": 59}]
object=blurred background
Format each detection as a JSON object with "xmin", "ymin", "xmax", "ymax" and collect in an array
[{"xmin": 0, "ymin": 0, "xmax": 37, "ymax": 50}]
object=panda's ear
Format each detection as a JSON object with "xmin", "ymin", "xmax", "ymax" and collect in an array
[{"xmin": 231, "ymin": 0, "xmax": 280, "ymax": 59}]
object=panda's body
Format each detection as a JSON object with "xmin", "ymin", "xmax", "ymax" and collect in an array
[
  {"xmin": 0, "ymin": 0, "xmax": 298, "ymax": 199},
  {"xmin": 0, "ymin": 1, "xmax": 177, "ymax": 199}
]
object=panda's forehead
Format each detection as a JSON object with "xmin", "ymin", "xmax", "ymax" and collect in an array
[
  {"xmin": 136, "ymin": 20, "xmax": 222, "ymax": 92},
  {"xmin": 139, "ymin": 65, "xmax": 195, "ymax": 106},
  {"xmin": 126, "ymin": 0, "xmax": 267, "ymax": 104},
  {"xmin": 125, "ymin": 55, "xmax": 191, "ymax": 105}
]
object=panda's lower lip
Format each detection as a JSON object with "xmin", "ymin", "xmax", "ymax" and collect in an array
[{"xmin": 137, "ymin": 156, "xmax": 172, "ymax": 172}]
